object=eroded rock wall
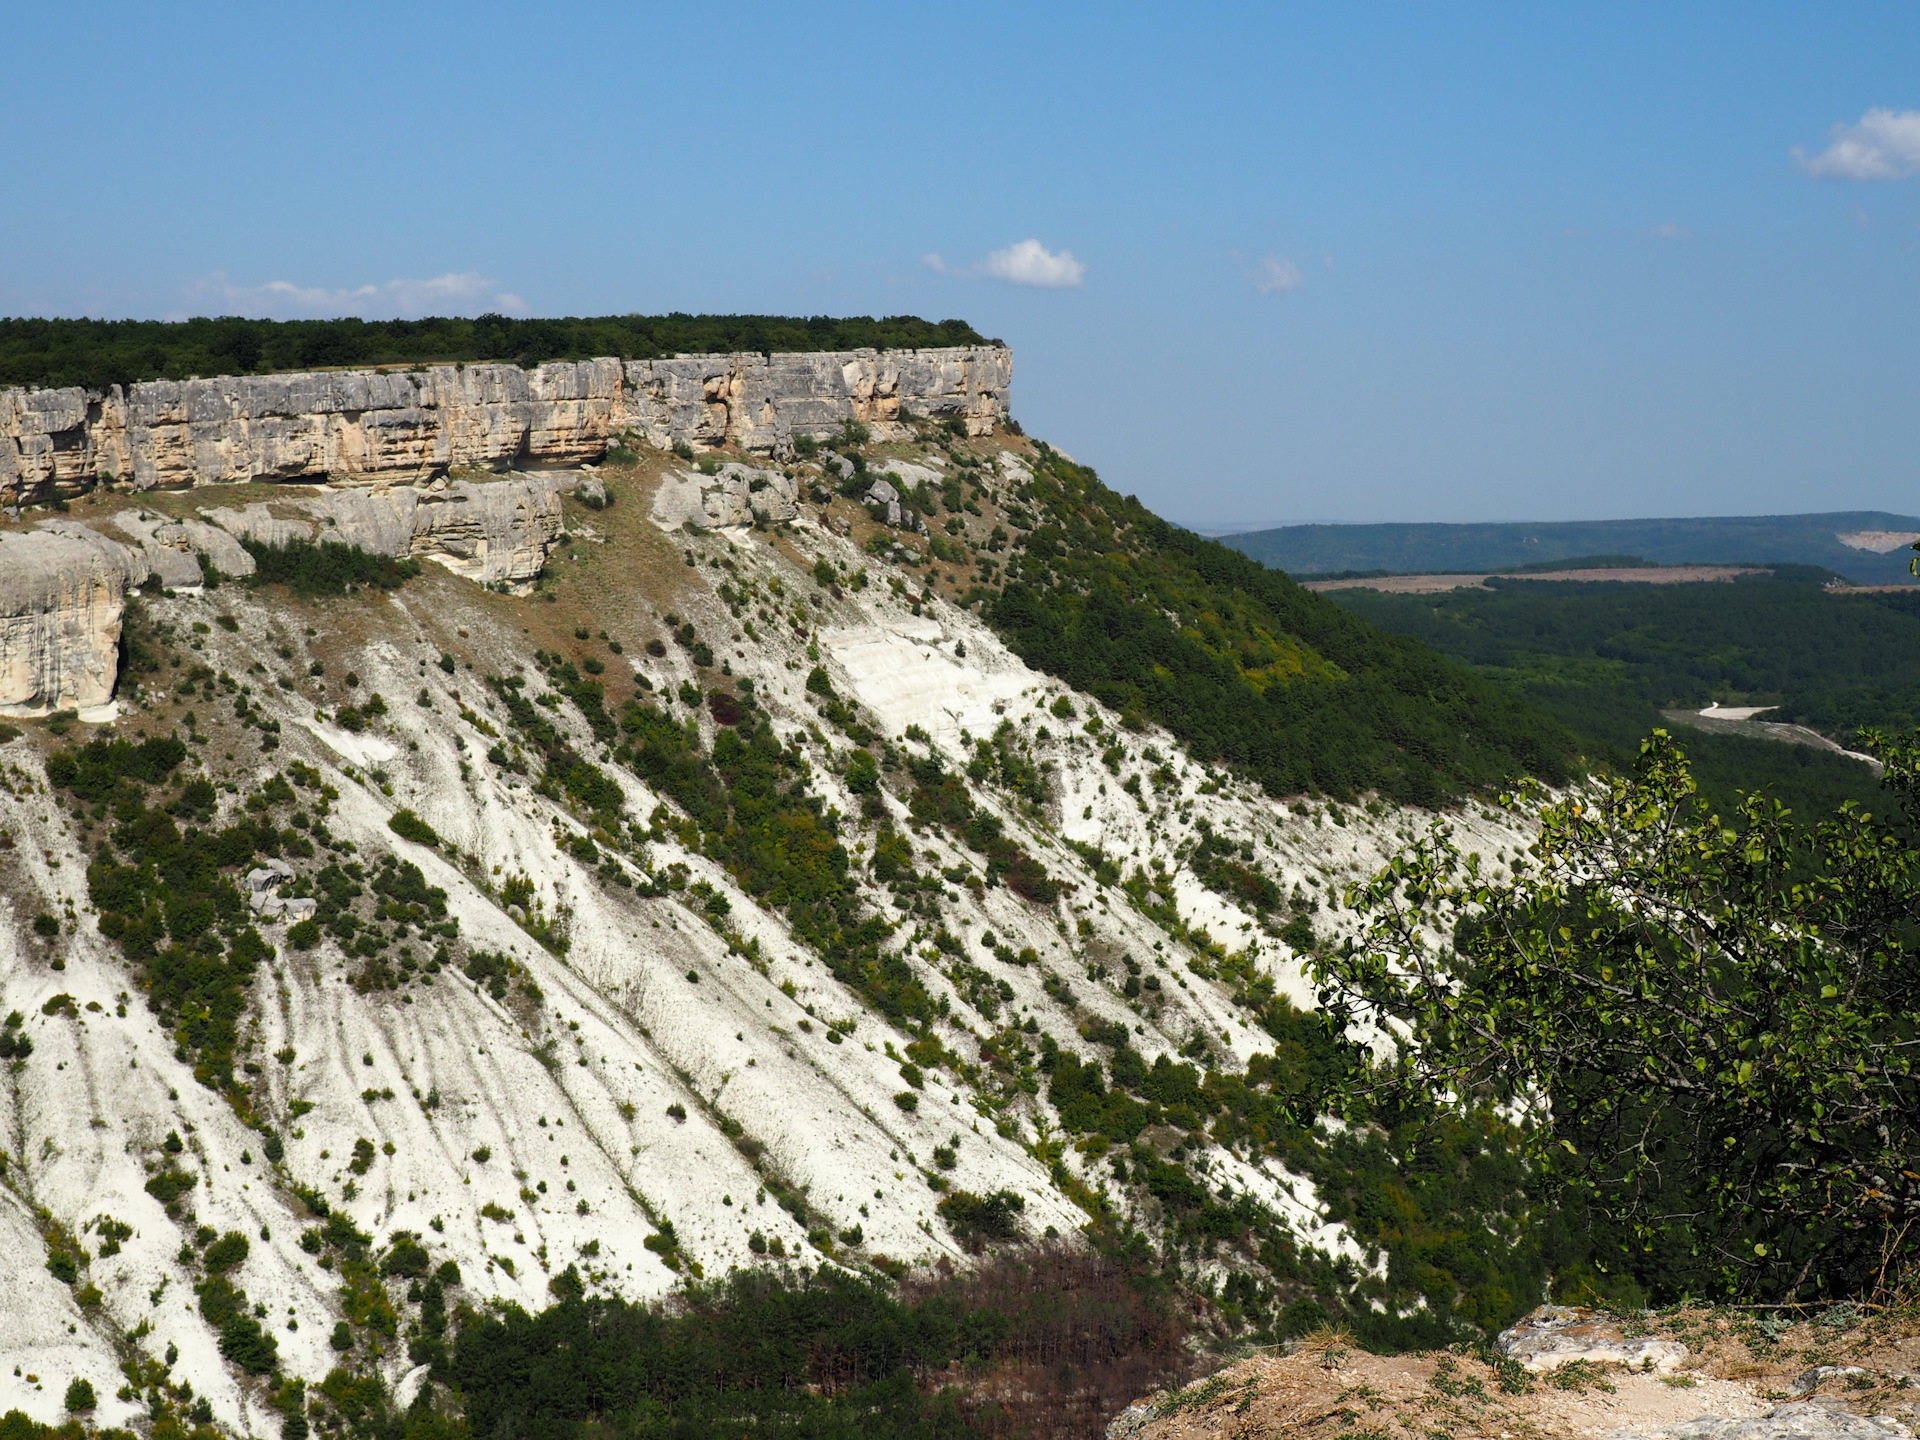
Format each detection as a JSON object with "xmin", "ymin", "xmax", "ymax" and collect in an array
[
  {"xmin": 0, "ymin": 346, "xmax": 1012, "ymax": 502},
  {"xmin": 0, "ymin": 471, "xmax": 563, "ymax": 713},
  {"xmin": 0, "ymin": 524, "xmax": 142, "ymax": 715}
]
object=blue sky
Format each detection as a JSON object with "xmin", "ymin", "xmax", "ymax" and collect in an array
[{"xmin": 5, "ymin": 2, "xmax": 1918, "ymax": 528}]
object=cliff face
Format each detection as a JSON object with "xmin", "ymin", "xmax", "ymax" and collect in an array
[
  {"xmin": 0, "ymin": 525, "xmax": 140, "ymax": 716},
  {"xmin": 0, "ymin": 474, "xmax": 565, "ymax": 715},
  {"xmin": 0, "ymin": 345, "xmax": 1011, "ymax": 503}
]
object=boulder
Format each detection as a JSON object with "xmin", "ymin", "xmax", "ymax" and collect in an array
[
  {"xmin": 1495, "ymin": 1305, "xmax": 1687, "ymax": 1375},
  {"xmin": 649, "ymin": 465, "xmax": 795, "ymax": 533},
  {"xmin": 880, "ymin": 459, "xmax": 943, "ymax": 492},
  {"xmin": 244, "ymin": 860, "xmax": 296, "ymax": 894},
  {"xmin": 111, "ymin": 510, "xmax": 256, "ymax": 584},
  {"xmin": 199, "ymin": 504, "xmax": 314, "ymax": 549},
  {"xmin": 1612, "ymin": 1403, "xmax": 1912, "ymax": 1440}
]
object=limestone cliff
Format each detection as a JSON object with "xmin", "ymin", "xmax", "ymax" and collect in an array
[
  {"xmin": 0, "ymin": 472, "xmax": 564, "ymax": 714},
  {"xmin": 0, "ymin": 345, "xmax": 1011, "ymax": 503},
  {"xmin": 0, "ymin": 525, "xmax": 140, "ymax": 716}
]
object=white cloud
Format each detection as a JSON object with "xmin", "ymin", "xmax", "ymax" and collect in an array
[
  {"xmin": 1793, "ymin": 108, "xmax": 1920, "ymax": 180},
  {"xmin": 1648, "ymin": 222, "xmax": 1692, "ymax": 241},
  {"xmin": 1250, "ymin": 255, "xmax": 1304, "ymax": 293},
  {"xmin": 977, "ymin": 239, "xmax": 1086, "ymax": 288},
  {"xmin": 184, "ymin": 270, "xmax": 529, "ymax": 319},
  {"xmin": 923, "ymin": 241, "xmax": 1086, "ymax": 288}
]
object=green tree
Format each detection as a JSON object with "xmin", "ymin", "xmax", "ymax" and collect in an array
[{"xmin": 1316, "ymin": 729, "xmax": 1920, "ymax": 1302}]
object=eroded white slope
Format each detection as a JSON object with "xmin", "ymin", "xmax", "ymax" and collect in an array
[{"xmin": 0, "ymin": 462, "xmax": 1536, "ymax": 1432}]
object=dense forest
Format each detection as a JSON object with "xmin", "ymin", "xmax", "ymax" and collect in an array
[
  {"xmin": 0, "ymin": 314, "xmax": 994, "ymax": 391},
  {"xmin": 1329, "ymin": 572, "xmax": 1920, "ymax": 816},
  {"xmin": 981, "ymin": 445, "xmax": 1579, "ymax": 805},
  {"xmin": 448, "ymin": 1254, "xmax": 1196, "ymax": 1440}
]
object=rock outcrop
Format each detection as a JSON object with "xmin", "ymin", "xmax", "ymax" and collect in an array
[
  {"xmin": 0, "ymin": 346, "xmax": 1012, "ymax": 503},
  {"xmin": 650, "ymin": 464, "xmax": 800, "ymax": 532},
  {"xmin": 1496, "ymin": 1304, "xmax": 1688, "ymax": 1375},
  {"xmin": 200, "ymin": 476, "xmax": 563, "ymax": 587},
  {"xmin": 111, "ymin": 509, "xmax": 257, "ymax": 585},
  {"xmin": 0, "ymin": 471, "xmax": 564, "ymax": 713},
  {"xmin": 1618, "ymin": 1404, "xmax": 1913, "ymax": 1440},
  {"xmin": 0, "ymin": 524, "xmax": 142, "ymax": 715},
  {"xmin": 314, "ymin": 476, "xmax": 564, "ymax": 586}
]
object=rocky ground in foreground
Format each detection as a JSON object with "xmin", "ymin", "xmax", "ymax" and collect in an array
[{"xmin": 1112, "ymin": 1305, "xmax": 1920, "ymax": 1440}]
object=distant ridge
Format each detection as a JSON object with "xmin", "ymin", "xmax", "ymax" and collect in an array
[{"xmin": 1221, "ymin": 512, "xmax": 1920, "ymax": 587}]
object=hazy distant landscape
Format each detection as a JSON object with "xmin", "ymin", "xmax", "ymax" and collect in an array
[
  {"xmin": 1324, "ymin": 563, "xmax": 1920, "ymax": 820},
  {"xmin": 1223, "ymin": 511, "xmax": 1920, "ymax": 586}
]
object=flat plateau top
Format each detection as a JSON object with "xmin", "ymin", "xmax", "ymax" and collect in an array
[{"xmin": 1305, "ymin": 565, "xmax": 1762, "ymax": 592}]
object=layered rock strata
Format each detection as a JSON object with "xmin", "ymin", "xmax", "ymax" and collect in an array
[
  {"xmin": 0, "ymin": 473, "xmax": 562, "ymax": 713},
  {"xmin": 0, "ymin": 525, "xmax": 144, "ymax": 715},
  {"xmin": 0, "ymin": 345, "xmax": 1011, "ymax": 503}
]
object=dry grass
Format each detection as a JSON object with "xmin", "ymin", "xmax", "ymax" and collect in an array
[{"xmin": 1121, "ymin": 1306, "xmax": 1920, "ymax": 1440}]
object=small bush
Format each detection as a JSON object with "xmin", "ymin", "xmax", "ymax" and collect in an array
[
  {"xmin": 31, "ymin": 913, "xmax": 58, "ymax": 938},
  {"xmin": 937, "ymin": 1188, "xmax": 1026, "ymax": 1245},
  {"xmin": 202, "ymin": 1231, "xmax": 249, "ymax": 1273},
  {"xmin": 388, "ymin": 809, "xmax": 441, "ymax": 847},
  {"xmin": 383, "ymin": 1232, "xmax": 430, "ymax": 1278},
  {"xmin": 1279, "ymin": 914, "xmax": 1316, "ymax": 954},
  {"xmin": 144, "ymin": 1169, "xmax": 196, "ymax": 1206},
  {"xmin": 287, "ymin": 919, "xmax": 321, "ymax": 950},
  {"xmin": 64, "ymin": 1378, "xmax": 96, "ymax": 1412},
  {"xmin": 893, "ymin": 1091, "xmax": 919, "ymax": 1113},
  {"xmin": 242, "ymin": 538, "xmax": 422, "ymax": 597}
]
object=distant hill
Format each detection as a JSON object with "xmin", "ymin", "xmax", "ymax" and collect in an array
[{"xmin": 1222, "ymin": 512, "xmax": 1920, "ymax": 587}]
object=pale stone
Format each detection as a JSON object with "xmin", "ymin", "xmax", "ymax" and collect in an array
[
  {"xmin": 880, "ymin": 460, "xmax": 942, "ymax": 491},
  {"xmin": 1795, "ymin": 1368, "xmax": 1873, "ymax": 1395},
  {"xmin": 0, "ymin": 346, "xmax": 1012, "ymax": 501},
  {"xmin": 0, "ymin": 524, "xmax": 140, "ymax": 715},
  {"xmin": 649, "ymin": 465, "xmax": 795, "ymax": 532},
  {"xmin": 199, "ymin": 504, "xmax": 314, "ymax": 548},
  {"xmin": 1497, "ymin": 1305, "xmax": 1687, "ymax": 1375},
  {"xmin": 111, "ymin": 510, "xmax": 256, "ymax": 583},
  {"xmin": 298, "ymin": 476, "xmax": 562, "ymax": 586},
  {"xmin": 1612, "ymin": 1403, "xmax": 1912, "ymax": 1440}
]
